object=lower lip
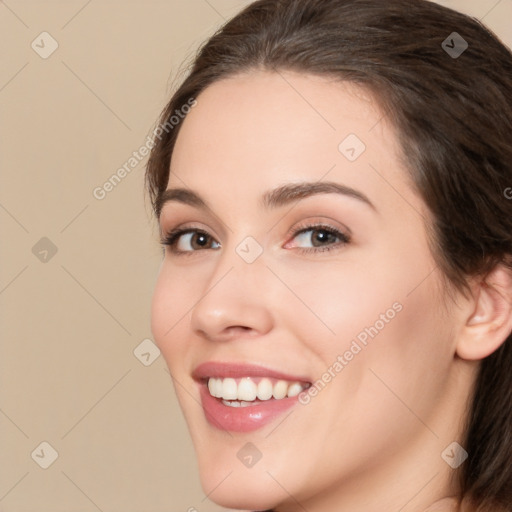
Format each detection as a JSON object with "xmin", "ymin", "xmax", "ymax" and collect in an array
[{"xmin": 199, "ymin": 383, "xmax": 299, "ymax": 432}]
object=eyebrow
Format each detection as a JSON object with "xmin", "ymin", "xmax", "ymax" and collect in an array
[
  {"xmin": 262, "ymin": 181, "xmax": 375, "ymax": 210},
  {"xmin": 156, "ymin": 181, "xmax": 375, "ymax": 218}
]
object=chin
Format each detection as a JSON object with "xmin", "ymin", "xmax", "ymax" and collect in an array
[
  {"xmin": 192, "ymin": 438, "xmax": 305, "ymax": 512},
  {"xmin": 198, "ymin": 467, "xmax": 282, "ymax": 511}
]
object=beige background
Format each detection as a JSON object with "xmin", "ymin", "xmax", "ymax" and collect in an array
[{"xmin": 1, "ymin": 1, "xmax": 510, "ymax": 511}]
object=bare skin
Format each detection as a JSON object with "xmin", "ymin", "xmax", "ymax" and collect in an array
[
  {"xmin": 151, "ymin": 71, "xmax": 512, "ymax": 512},
  {"xmin": 424, "ymin": 497, "xmax": 459, "ymax": 511}
]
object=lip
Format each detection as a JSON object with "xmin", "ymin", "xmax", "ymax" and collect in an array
[
  {"xmin": 193, "ymin": 362, "xmax": 311, "ymax": 433},
  {"xmin": 193, "ymin": 361, "xmax": 310, "ymax": 382}
]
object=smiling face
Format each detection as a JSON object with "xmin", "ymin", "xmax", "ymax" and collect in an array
[{"xmin": 151, "ymin": 71, "xmax": 472, "ymax": 511}]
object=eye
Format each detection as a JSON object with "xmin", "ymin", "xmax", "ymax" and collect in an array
[
  {"xmin": 160, "ymin": 223, "xmax": 349, "ymax": 256},
  {"xmin": 161, "ymin": 228, "xmax": 221, "ymax": 254},
  {"xmin": 286, "ymin": 224, "xmax": 350, "ymax": 253}
]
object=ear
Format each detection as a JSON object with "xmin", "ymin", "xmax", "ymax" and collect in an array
[{"xmin": 456, "ymin": 264, "xmax": 512, "ymax": 361}]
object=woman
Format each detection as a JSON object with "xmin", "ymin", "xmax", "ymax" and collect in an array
[{"xmin": 146, "ymin": 0, "xmax": 512, "ymax": 510}]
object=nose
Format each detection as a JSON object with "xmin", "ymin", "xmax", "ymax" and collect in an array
[{"xmin": 190, "ymin": 257, "xmax": 274, "ymax": 343}]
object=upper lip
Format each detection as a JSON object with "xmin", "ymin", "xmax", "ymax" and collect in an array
[{"xmin": 193, "ymin": 361, "xmax": 311, "ymax": 383}]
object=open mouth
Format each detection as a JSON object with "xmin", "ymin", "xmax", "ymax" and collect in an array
[
  {"xmin": 194, "ymin": 362, "xmax": 312, "ymax": 432},
  {"xmin": 207, "ymin": 376, "xmax": 310, "ymax": 407}
]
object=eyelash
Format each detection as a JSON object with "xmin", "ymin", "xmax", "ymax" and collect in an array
[
  {"xmin": 160, "ymin": 223, "xmax": 350, "ymax": 256},
  {"xmin": 287, "ymin": 223, "xmax": 350, "ymax": 254},
  {"xmin": 160, "ymin": 227, "xmax": 217, "ymax": 257}
]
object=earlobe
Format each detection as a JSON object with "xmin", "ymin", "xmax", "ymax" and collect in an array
[{"xmin": 456, "ymin": 265, "xmax": 512, "ymax": 361}]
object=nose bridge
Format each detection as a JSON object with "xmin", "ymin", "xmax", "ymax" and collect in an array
[{"xmin": 190, "ymin": 238, "xmax": 274, "ymax": 340}]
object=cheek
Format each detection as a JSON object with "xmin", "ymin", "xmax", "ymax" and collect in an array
[
  {"xmin": 279, "ymin": 245, "xmax": 449, "ymax": 420},
  {"xmin": 150, "ymin": 264, "xmax": 197, "ymax": 365},
  {"xmin": 312, "ymin": 270, "xmax": 450, "ymax": 443},
  {"xmin": 272, "ymin": 254, "xmax": 403, "ymax": 357}
]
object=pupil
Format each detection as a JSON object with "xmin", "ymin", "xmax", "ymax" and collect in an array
[
  {"xmin": 313, "ymin": 230, "xmax": 332, "ymax": 246},
  {"xmin": 195, "ymin": 234, "xmax": 208, "ymax": 247}
]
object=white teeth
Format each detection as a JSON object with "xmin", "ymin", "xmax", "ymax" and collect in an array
[
  {"xmin": 272, "ymin": 380, "xmax": 288, "ymax": 400},
  {"xmin": 238, "ymin": 378, "xmax": 257, "ymax": 401},
  {"xmin": 208, "ymin": 378, "xmax": 219, "ymax": 397},
  {"xmin": 208, "ymin": 378, "xmax": 216, "ymax": 397},
  {"xmin": 208, "ymin": 376, "xmax": 308, "ymax": 402},
  {"xmin": 222, "ymin": 400, "xmax": 255, "ymax": 408},
  {"xmin": 222, "ymin": 399, "xmax": 240, "ymax": 407},
  {"xmin": 213, "ymin": 378, "xmax": 223, "ymax": 398},
  {"xmin": 257, "ymin": 378, "xmax": 273, "ymax": 400},
  {"xmin": 222, "ymin": 378, "xmax": 237, "ymax": 400},
  {"xmin": 287, "ymin": 382, "xmax": 303, "ymax": 397}
]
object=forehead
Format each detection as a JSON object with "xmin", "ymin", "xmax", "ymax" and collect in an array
[
  {"xmin": 173, "ymin": 70, "xmax": 386, "ymax": 161},
  {"xmin": 168, "ymin": 70, "xmax": 419, "ymax": 217}
]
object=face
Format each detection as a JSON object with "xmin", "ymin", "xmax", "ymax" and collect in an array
[{"xmin": 151, "ymin": 71, "xmax": 462, "ymax": 511}]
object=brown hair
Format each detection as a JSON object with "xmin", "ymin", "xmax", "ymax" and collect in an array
[{"xmin": 145, "ymin": 0, "xmax": 512, "ymax": 509}]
